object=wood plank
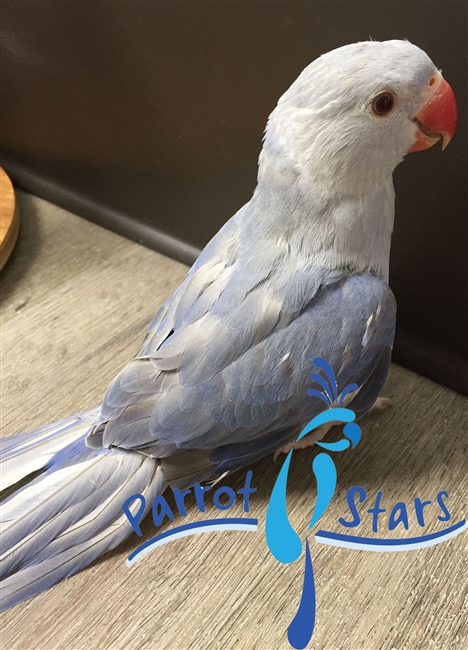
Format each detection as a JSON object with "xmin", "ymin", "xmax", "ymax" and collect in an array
[{"xmin": 1, "ymin": 192, "xmax": 467, "ymax": 649}]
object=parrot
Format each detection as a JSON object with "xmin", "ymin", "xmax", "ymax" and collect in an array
[{"xmin": 0, "ymin": 39, "xmax": 457, "ymax": 611}]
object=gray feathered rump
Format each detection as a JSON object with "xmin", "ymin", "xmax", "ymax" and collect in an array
[{"xmin": 0, "ymin": 413, "xmax": 165, "ymax": 611}]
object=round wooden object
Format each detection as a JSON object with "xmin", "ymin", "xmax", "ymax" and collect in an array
[{"xmin": 0, "ymin": 168, "xmax": 19, "ymax": 270}]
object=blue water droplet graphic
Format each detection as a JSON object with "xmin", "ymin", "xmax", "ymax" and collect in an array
[
  {"xmin": 306, "ymin": 389, "xmax": 331, "ymax": 406},
  {"xmin": 266, "ymin": 450, "xmax": 302, "ymax": 563},
  {"xmin": 339, "ymin": 383, "xmax": 359, "ymax": 405},
  {"xmin": 308, "ymin": 453, "xmax": 337, "ymax": 529},
  {"xmin": 310, "ymin": 373, "xmax": 334, "ymax": 405},
  {"xmin": 313, "ymin": 357, "xmax": 338, "ymax": 400},
  {"xmin": 287, "ymin": 539, "xmax": 316, "ymax": 649},
  {"xmin": 316, "ymin": 439, "xmax": 350, "ymax": 452},
  {"xmin": 343, "ymin": 422, "xmax": 361, "ymax": 448}
]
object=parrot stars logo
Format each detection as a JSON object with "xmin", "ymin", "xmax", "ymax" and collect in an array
[
  {"xmin": 265, "ymin": 358, "xmax": 467, "ymax": 650},
  {"xmin": 266, "ymin": 358, "xmax": 364, "ymax": 649}
]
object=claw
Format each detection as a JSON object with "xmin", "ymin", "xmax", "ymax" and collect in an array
[
  {"xmin": 372, "ymin": 397, "xmax": 393, "ymax": 411},
  {"xmin": 272, "ymin": 421, "xmax": 338, "ymax": 462}
]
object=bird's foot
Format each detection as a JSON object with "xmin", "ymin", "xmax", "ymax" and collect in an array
[
  {"xmin": 272, "ymin": 397, "xmax": 392, "ymax": 462},
  {"xmin": 273, "ymin": 421, "xmax": 339, "ymax": 462},
  {"xmin": 371, "ymin": 396, "xmax": 393, "ymax": 412}
]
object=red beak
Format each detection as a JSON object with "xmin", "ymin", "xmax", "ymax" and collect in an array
[{"xmin": 408, "ymin": 77, "xmax": 457, "ymax": 152}]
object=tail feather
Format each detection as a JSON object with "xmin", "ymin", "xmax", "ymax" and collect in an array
[
  {"xmin": 0, "ymin": 406, "xmax": 101, "ymax": 491},
  {"xmin": 0, "ymin": 410, "xmax": 166, "ymax": 611}
]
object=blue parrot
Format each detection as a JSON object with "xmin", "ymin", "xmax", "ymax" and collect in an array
[{"xmin": 0, "ymin": 39, "xmax": 457, "ymax": 610}]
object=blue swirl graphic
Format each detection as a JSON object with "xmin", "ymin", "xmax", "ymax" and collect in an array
[
  {"xmin": 127, "ymin": 518, "xmax": 258, "ymax": 566},
  {"xmin": 315, "ymin": 519, "xmax": 467, "ymax": 551}
]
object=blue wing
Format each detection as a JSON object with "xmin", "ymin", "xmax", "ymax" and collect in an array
[{"xmin": 87, "ymin": 210, "xmax": 396, "ymax": 486}]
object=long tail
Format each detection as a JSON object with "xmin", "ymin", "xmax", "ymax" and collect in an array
[{"xmin": 0, "ymin": 409, "xmax": 166, "ymax": 611}]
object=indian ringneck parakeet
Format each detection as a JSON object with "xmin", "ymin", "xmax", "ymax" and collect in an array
[{"xmin": 0, "ymin": 39, "xmax": 457, "ymax": 610}]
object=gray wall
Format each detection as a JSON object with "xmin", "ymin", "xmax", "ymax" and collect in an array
[{"xmin": 1, "ymin": 1, "xmax": 467, "ymax": 394}]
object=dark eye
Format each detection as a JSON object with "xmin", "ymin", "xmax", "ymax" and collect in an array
[{"xmin": 371, "ymin": 91, "xmax": 395, "ymax": 117}]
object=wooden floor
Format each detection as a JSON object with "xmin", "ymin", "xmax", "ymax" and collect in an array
[{"xmin": 1, "ymin": 192, "xmax": 467, "ymax": 650}]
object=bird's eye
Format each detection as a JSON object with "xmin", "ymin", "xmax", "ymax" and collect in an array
[{"xmin": 371, "ymin": 91, "xmax": 396, "ymax": 117}]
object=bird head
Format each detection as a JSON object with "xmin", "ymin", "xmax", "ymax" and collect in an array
[{"xmin": 264, "ymin": 40, "xmax": 457, "ymax": 198}]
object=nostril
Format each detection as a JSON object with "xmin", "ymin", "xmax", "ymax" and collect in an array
[{"xmin": 429, "ymin": 77, "xmax": 436, "ymax": 87}]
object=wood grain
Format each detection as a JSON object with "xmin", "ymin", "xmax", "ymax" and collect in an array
[
  {"xmin": 0, "ymin": 168, "xmax": 19, "ymax": 271},
  {"xmin": 1, "ymin": 193, "xmax": 467, "ymax": 650}
]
